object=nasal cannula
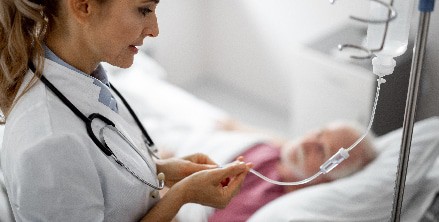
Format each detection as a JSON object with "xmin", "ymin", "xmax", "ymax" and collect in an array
[{"xmin": 243, "ymin": 77, "xmax": 386, "ymax": 186}]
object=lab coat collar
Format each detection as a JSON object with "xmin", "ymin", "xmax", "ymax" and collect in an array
[
  {"xmin": 40, "ymin": 59, "xmax": 117, "ymax": 118},
  {"xmin": 43, "ymin": 45, "xmax": 118, "ymax": 112}
]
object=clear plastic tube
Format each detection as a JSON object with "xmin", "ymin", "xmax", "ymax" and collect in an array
[
  {"xmin": 249, "ymin": 77, "xmax": 385, "ymax": 186},
  {"xmin": 347, "ymin": 77, "xmax": 384, "ymax": 152},
  {"xmin": 250, "ymin": 169, "xmax": 322, "ymax": 186}
]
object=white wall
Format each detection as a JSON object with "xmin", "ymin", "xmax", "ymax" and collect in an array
[
  {"xmin": 147, "ymin": 1, "xmax": 439, "ymax": 135},
  {"xmin": 145, "ymin": 0, "xmax": 208, "ymax": 86},
  {"xmin": 149, "ymin": 1, "xmax": 370, "ymax": 110}
]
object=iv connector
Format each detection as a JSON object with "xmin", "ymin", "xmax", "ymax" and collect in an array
[
  {"xmin": 320, "ymin": 148, "xmax": 349, "ymax": 174},
  {"xmin": 372, "ymin": 56, "xmax": 396, "ymax": 77}
]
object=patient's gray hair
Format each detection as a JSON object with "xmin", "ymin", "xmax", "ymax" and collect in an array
[{"xmin": 325, "ymin": 120, "xmax": 378, "ymax": 181}]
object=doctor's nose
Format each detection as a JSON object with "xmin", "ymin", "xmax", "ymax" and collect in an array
[{"xmin": 143, "ymin": 16, "xmax": 159, "ymax": 38}]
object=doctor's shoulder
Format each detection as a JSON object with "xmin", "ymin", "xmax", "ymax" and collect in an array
[
  {"xmin": 1, "ymin": 127, "xmax": 107, "ymax": 221},
  {"xmin": 2, "ymin": 75, "xmax": 94, "ymax": 162}
]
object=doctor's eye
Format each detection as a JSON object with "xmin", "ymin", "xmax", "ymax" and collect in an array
[{"xmin": 138, "ymin": 7, "xmax": 153, "ymax": 16}]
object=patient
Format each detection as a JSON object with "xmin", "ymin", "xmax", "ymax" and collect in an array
[{"xmin": 208, "ymin": 121, "xmax": 377, "ymax": 222}]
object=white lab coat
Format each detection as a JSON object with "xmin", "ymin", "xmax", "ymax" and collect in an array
[{"xmin": 0, "ymin": 59, "xmax": 160, "ymax": 222}]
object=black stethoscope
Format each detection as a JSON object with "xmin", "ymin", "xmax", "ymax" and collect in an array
[{"xmin": 29, "ymin": 62, "xmax": 165, "ymax": 198}]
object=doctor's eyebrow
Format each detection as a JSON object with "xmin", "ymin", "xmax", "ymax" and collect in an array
[{"xmin": 139, "ymin": 0, "xmax": 159, "ymax": 4}]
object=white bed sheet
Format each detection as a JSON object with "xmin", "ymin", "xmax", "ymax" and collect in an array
[
  {"xmin": 174, "ymin": 117, "xmax": 439, "ymax": 222},
  {"xmin": 248, "ymin": 117, "xmax": 439, "ymax": 222}
]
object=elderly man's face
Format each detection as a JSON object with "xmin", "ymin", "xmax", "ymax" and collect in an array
[{"xmin": 280, "ymin": 124, "xmax": 361, "ymax": 180}]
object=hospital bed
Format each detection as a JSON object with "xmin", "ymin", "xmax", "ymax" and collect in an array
[
  {"xmin": 105, "ymin": 52, "xmax": 439, "ymax": 222},
  {"xmin": 1, "ymin": 52, "xmax": 438, "ymax": 222},
  {"xmin": 170, "ymin": 117, "xmax": 439, "ymax": 222}
]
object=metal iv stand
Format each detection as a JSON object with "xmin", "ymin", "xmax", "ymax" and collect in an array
[
  {"xmin": 391, "ymin": 0, "xmax": 435, "ymax": 221},
  {"xmin": 330, "ymin": 0, "xmax": 435, "ymax": 220}
]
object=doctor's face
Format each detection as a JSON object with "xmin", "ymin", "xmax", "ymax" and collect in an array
[
  {"xmin": 86, "ymin": 0, "xmax": 159, "ymax": 68},
  {"xmin": 280, "ymin": 124, "xmax": 362, "ymax": 180}
]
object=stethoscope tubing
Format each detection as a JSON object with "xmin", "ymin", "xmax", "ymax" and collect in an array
[
  {"xmin": 109, "ymin": 84, "xmax": 160, "ymax": 159},
  {"xmin": 110, "ymin": 85, "xmax": 155, "ymax": 148},
  {"xmin": 28, "ymin": 62, "xmax": 163, "ymax": 190}
]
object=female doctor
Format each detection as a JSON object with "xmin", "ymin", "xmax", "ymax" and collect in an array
[{"xmin": 0, "ymin": 0, "xmax": 252, "ymax": 221}]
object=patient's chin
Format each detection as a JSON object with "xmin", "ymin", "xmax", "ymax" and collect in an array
[
  {"xmin": 276, "ymin": 162, "xmax": 308, "ymax": 182},
  {"xmin": 292, "ymin": 170, "xmax": 313, "ymax": 181}
]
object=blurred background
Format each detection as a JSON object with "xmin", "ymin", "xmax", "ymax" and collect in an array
[{"xmin": 140, "ymin": 0, "xmax": 439, "ymax": 138}]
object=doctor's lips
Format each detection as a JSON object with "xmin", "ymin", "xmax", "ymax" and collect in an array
[{"xmin": 129, "ymin": 45, "xmax": 140, "ymax": 54}]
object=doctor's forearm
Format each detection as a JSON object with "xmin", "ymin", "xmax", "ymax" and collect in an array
[{"xmin": 140, "ymin": 183, "xmax": 188, "ymax": 222}]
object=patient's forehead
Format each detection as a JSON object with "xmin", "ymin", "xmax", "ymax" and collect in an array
[
  {"xmin": 320, "ymin": 124, "xmax": 359, "ymax": 150},
  {"xmin": 304, "ymin": 123, "xmax": 355, "ymax": 138}
]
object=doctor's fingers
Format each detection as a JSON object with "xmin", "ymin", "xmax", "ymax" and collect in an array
[
  {"xmin": 181, "ymin": 161, "xmax": 218, "ymax": 176},
  {"xmin": 185, "ymin": 171, "xmax": 248, "ymax": 209},
  {"xmin": 183, "ymin": 153, "xmax": 217, "ymax": 165},
  {"xmin": 220, "ymin": 167, "xmax": 249, "ymax": 197},
  {"xmin": 207, "ymin": 166, "xmax": 250, "ymax": 208},
  {"xmin": 211, "ymin": 161, "xmax": 251, "ymax": 184}
]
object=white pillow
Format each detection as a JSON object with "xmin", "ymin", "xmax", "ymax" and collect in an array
[
  {"xmin": 248, "ymin": 117, "xmax": 439, "ymax": 222},
  {"xmin": 103, "ymin": 51, "xmax": 229, "ymax": 153}
]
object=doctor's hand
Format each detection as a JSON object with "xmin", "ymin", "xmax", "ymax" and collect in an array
[
  {"xmin": 173, "ymin": 160, "xmax": 252, "ymax": 209},
  {"xmin": 156, "ymin": 153, "xmax": 218, "ymax": 187}
]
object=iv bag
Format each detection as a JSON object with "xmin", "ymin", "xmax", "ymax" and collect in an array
[{"xmin": 366, "ymin": 0, "xmax": 415, "ymax": 76}]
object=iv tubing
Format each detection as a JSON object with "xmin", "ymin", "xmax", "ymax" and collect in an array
[
  {"xmin": 249, "ymin": 169, "xmax": 322, "ymax": 186},
  {"xmin": 347, "ymin": 77, "xmax": 384, "ymax": 152},
  {"xmin": 249, "ymin": 77, "xmax": 385, "ymax": 186}
]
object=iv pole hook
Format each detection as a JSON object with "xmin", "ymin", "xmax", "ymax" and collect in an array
[
  {"xmin": 330, "ymin": 0, "xmax": 397, "ymax": 24},
  {"xmin": 330, "ymin": 0, "xmax": 398, "ymax": 59}
]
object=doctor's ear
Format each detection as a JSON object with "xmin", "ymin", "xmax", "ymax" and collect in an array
[{"xmin": 66, "ymin": 0, "xmax": 102, "ymax": 24}]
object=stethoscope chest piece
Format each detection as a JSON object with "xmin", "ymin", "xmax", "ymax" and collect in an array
[
  {"xmin": 157, "ymin": 172, "xmax": 165, "ymax": 181},
  {"xmin": 150, "ymin": 190, "xmax": 160, "ymax": 199}
]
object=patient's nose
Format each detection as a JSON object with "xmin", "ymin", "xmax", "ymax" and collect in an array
[{"xmin": 301, "ymin": 141, "xmax": 325, "ymax": 160}]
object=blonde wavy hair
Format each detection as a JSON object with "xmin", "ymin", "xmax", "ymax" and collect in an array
[{"xmin": 0, "ymin": 0, "xmax": 61, "ymax": 124}]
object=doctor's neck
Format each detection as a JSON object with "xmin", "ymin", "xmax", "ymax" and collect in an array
[{"xmin": 45, "ymin": 34, "xmax": 100, "ymax": 75}]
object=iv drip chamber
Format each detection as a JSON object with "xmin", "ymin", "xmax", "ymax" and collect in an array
[{"xmin": 366, "ymin": 0, "xmax": 416, "ymax": 77}]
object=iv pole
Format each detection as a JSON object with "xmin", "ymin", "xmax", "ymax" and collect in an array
[{"xmin": 390, "ymin": 0, "xmax": 435, "ymax": 221}]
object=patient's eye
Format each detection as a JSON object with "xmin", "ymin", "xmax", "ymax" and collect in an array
[
  {"xmin": 303, "ymin": 141, "xmax": 326, "ymax": 161},
  {"xmin": 315, "ymin": 143, "xmax": 327, "ymax": 160}
]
